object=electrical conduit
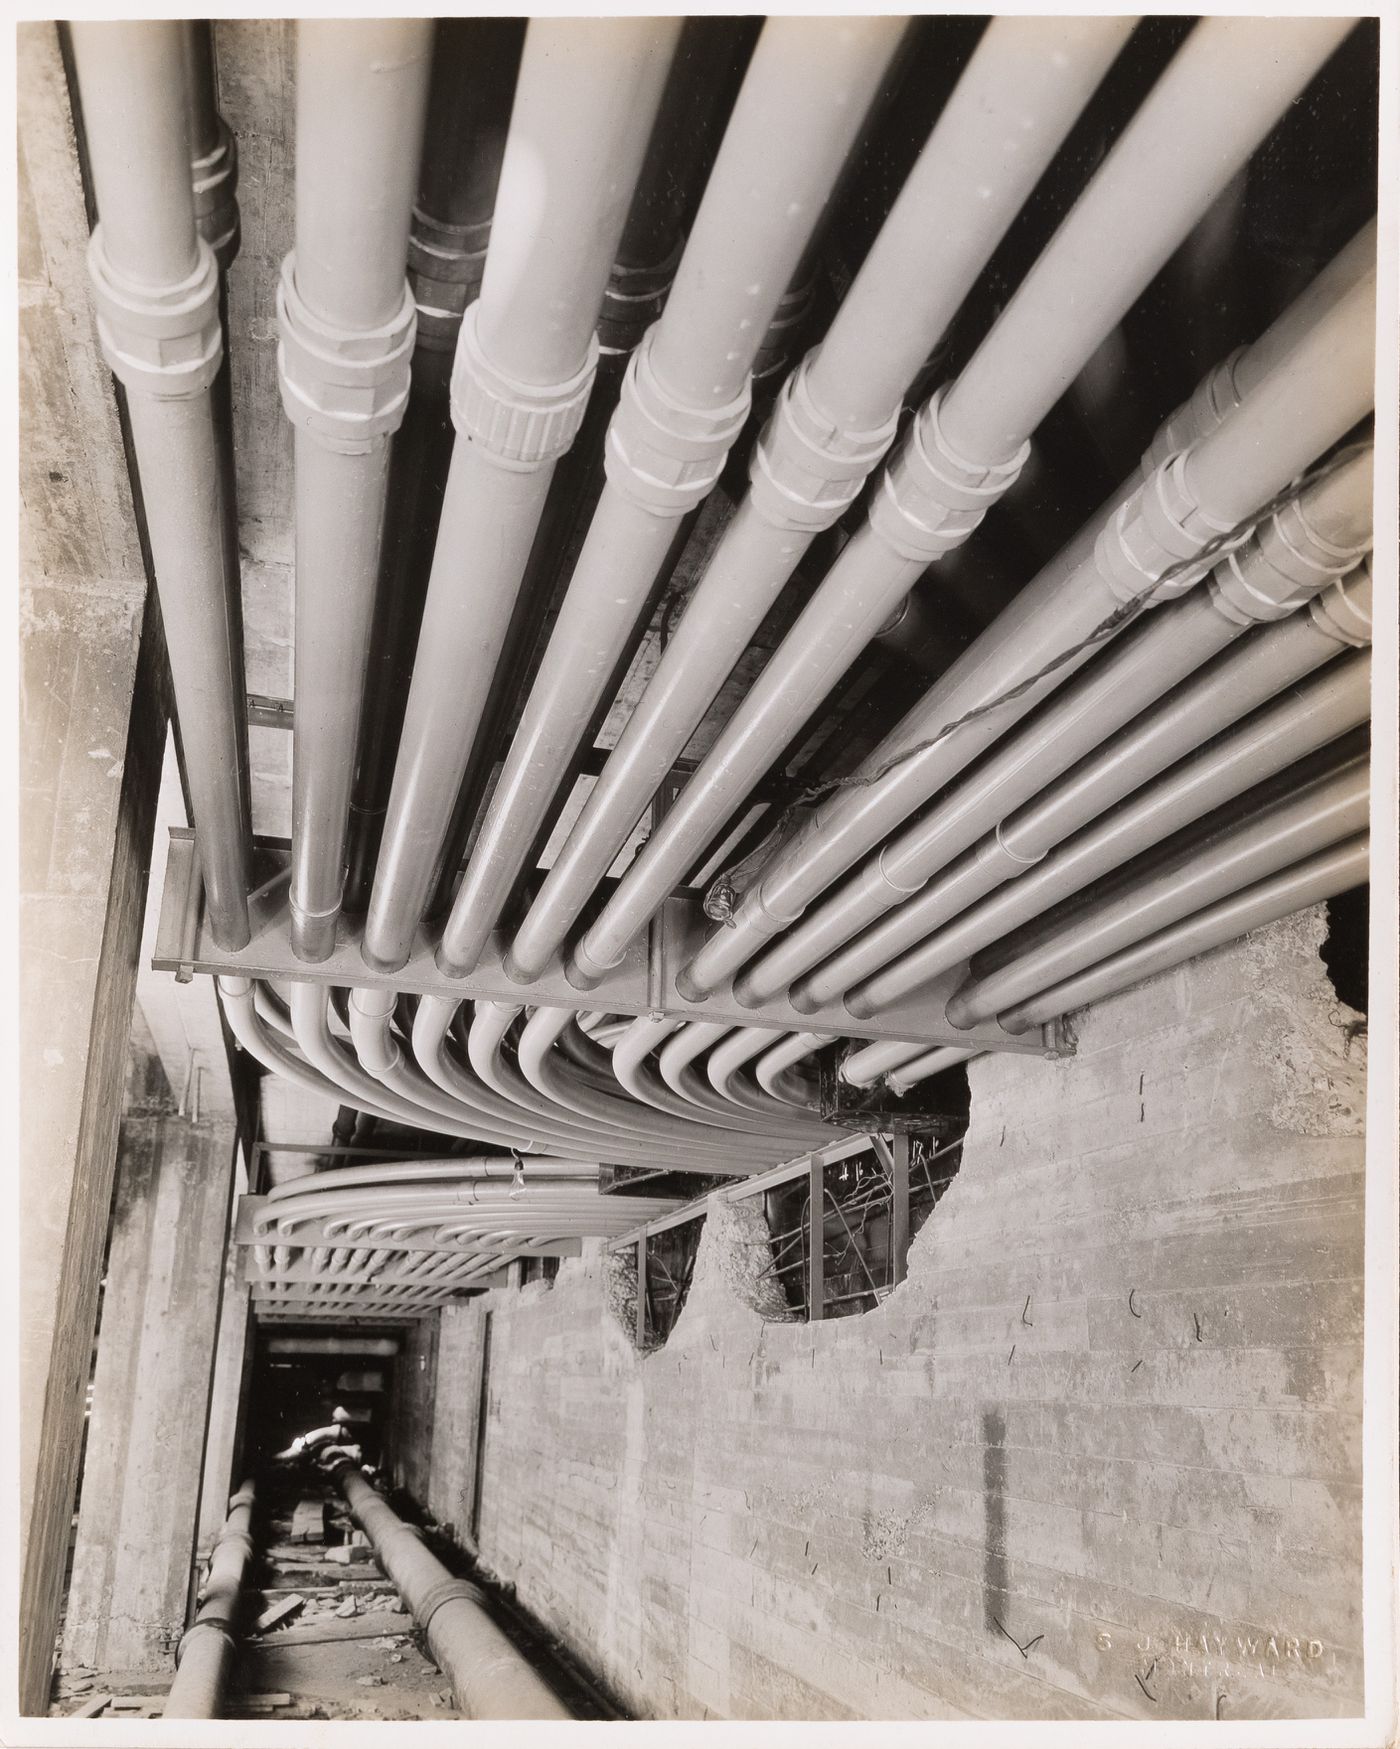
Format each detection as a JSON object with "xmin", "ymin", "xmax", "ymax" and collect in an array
[
  {"xmin": 506, "ymin": 16, "xmax": 1135, "ymax": 984},
  {"xmin": 362, "ymin": 19, "xmax": 679, "ymax": 972},
  {"xmin": 71, "ymin": 22, "xmax": 253, "ymax": 949},
  {"xmin": 437, "ymin": 14, "xmax": 910, "ymax": 979},
  {"xmin": 570, "ymin": 16, "xmax": 1358, "ymax": 995}
]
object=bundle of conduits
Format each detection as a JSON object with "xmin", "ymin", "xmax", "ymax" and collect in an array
[{"xmin": 69, "ymin": 17, "xmax": 1377, "ymax": 1319}]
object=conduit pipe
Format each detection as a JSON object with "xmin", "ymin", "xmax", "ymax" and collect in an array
[
  {"xmin": 471, "ymin": 1004, "xmax": 789, "ymax": 1166},
  {"xmin": 516, "ymin": 1022, "xmax": 791, "ymax": 1162},
  {"xmin": 409, "ymin": 997, "xmax": 677, "ymax": 1162},
  {"xmin": 518, "ymin": 1008, "xmax": 809, "ymax": 1144},
  {"xmin": 257, "ymin": 1186, "xmax": 676, "ymax": 1243},
  {"xmin": 746, "ymin": 447, "xmax": 1374, "ymax": 1008},
  {"xmin": 361, "ymin": 21, "xmax": 679, "ymax": 972},
  {"xmin": 163, "ymin": 1481, "xmax": 256, "ymax": 1719},
  {"xmin": 219, "ymin": 977, "xmax": 415, "ymax": 1132},
  {"xmin": 707, "ymin": 1027, "xmax": 795, "ymax": 1114},
  {"xmin": 833, "ymin": 563, "xmax": 1374, "ymax": 1015},
  {"xmin": 464, "ymin": 1004, "xmax": 781, "ymax": 1170},
  {"xmin": 434, "ymin": 17, "xmax": 907, "ymax": 978},
  {"xmin": 837, "ymin": 1037, "xmax": 939, "ymax": 1089},
  {"xmin": 265, "ymin": 1159, "xmax": 600, "ymax": 1199},
  {"xmin": 180, "ymin": 24, "xmax": 239, "ymax": 268},
  {"xmin": 996, "ymin": 835, "xmax": 1371, "ymax": 1033},
  {"xmin": 675, "ymin": 253, "xmax": 1377, "ymax": 1002},
  {"xmin": 572, "ymin": 15, "xmax": 1357, "ymax": 994},
  {"xmin": 849, "ymin": 661, "xmax": 1371, "ymax": 1016},
  {"xmin": 337, "ymin": 1466, "xmax": 557, "ymax": 1717},
  {"xmin": 71, "ymin": 23, "xmax": 252, "ymax": 949},
  {"xmin": 608, "ymin": 1015, "xmax": 708, "ymax": 1120},
  {"xmin": 602, "ymin": 1010, "xmax": 804, "ymax": 1145},
  {"xmin": 505, "ymin": 16, "xmax": 1135, "ymax": 983},
  {"xmin": 377, "ymin": 992, "xmax": 748, "ymax": 1167},
  {"xmin": 344, "ymin": 21, "xmax": 524, "ymax": 910},
  {"xmin": 937, "ymin": 215, "xmax": 1376, "ymax": 660},
  {"xmin": 945, "ymin": 753, "xmax": 1370, "ymax": 1030},
  {"xmin": 886, "ymin": 1047, "xmax": 978, "ymax": 1095},
  {"xmin": 654, "ymin": 1022, "xmax": 829, "ymax": 1136},
  {"xmin": 287, "ymin": 981, "xmax": 531, "ymax": 1144},
  {"xmin": 278, "ymin": 22, "xmax": 430, "ymax": 961},
  {"xmin": 754, "ymin": 1032, "xmax": 833, "ymax": 1104},
  {"xmin": 518, "ymin": 1007, "xmax": 794, "ymax": 1154},
  {"xmin": 343, "ymin": 986, "xmax": 630, "ymax": 1156}
]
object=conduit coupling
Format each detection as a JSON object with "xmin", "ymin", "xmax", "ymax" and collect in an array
[
  {"xmin": 1307, "ymin": 555, "xmax": 1373, "ymax": 647},
  {"xmin": 348, "ymin": 987, "xmax": 401, "ymax": 1075},
  {"xmin": 276, "ymin": 253, "xmax": 416, "ymax": 455},
  {"xmin": 598, "ymin": 241, "xmax": 683, "ymax": 358},
  {"xmin": 163, "ymin": 1480, "xmax": 257, "ymax": 1719},
  {"xmin": 338, "ymin": 1466, "xmax": 571, "ymax": 1718},
  {"xmin": 452, "ymin": 299, "xmax": 598, "ymax": 470},
  {"xmin": 752, "ymin": 273, "xmax": 819, "ymax": 387},
  {"xmin": 1209, "ymin": 484, "xmax": 1370, "ymax": 626},
  {"xmin": 1096, "ymin": 449, "xmax": 1239, "ymax": 607},
  {"xmin": 749, "ymin": 347, "xmax": 901, "ymax": 533},
  {"xmin": 870, "ymin": 387, "xmax": 1031, "ymax": 565},
  {"xmin": 88, "ymin": 229, "xmax": 223, "ymax": 401},
  {"xmin": 1141, "ymin": 347, "xmax": 1246, "ymax": 473},
  {"xmin": 191, "ymin": 116, "xmax": 240, "ymax": 269},
  {"xmin": 176, "ymin": 1486, "xmax": 256, "ymax": 1655},
  {"xmin": 408, "ymin": 207, "xmax": 491, "ymax": 352},
  {"xmin": 605, "ymin": 321, "xmax": 751, "ymax": 515}
]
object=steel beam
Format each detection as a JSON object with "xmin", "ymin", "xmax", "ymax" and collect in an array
[{"xmin": 153, "ymin": 829, "xmax": 1053, "ymax": 1055}]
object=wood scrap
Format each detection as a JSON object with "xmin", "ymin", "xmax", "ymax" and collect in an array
[
  {"xmin": 253, "ymin": 1593, "xmax": 305, "ymax": 1634},
  {"xmin": 239, "ymin": 1612, "xmax": 413, "ymax": 1649}
]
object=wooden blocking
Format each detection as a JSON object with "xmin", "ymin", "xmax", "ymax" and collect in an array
[
  {"xmin": 253, "ymin": 1593, "xmax": 305, "ymax": 1635},
  {"xmin": 291, "ymin": 1497, "xmax": 328, "ymax": 1543}
]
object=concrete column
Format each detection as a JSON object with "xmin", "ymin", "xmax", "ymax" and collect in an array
[
  {"xmin": 63, "ymin": 1099, "xmax": 239, "ymax": 1676},
  {"xmin": 428, "ymin": 1302, "xmax": 488, "ymax": 1543},
  {"xmin": 18, "ymin": 21, "xmax": 169, "ymax": 1714}
]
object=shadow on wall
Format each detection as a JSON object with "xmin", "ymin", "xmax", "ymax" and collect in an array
[{"xmin": 982, "ymin": 1407, "xmax": 1007, "ymax": 1634}]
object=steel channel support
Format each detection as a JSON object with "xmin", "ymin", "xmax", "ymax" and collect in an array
[
  {"xmin": 808, "ymin": 1155, "xmax": 825, "ymax": 1322},
  {"xmin": 891, "ymin": 1133, "xmax": 911, "ymax": 1286},
  {"xmin": 153, "ymin": 830, "xmax": 1054, "ymax": 1057},
  {"xmin": 636, "ymin": 1237, "xmax": 647, "ymax": 1347}
]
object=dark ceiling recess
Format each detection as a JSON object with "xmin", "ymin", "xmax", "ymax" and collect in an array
[{"xmin": 1321, "ymin": 886, "xmax": 1370, "ymax": 1016}]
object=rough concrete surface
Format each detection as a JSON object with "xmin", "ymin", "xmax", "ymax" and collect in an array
[{"xmin": 447, "ymin": 909, "xmax": 1364, "ymax": 1721}]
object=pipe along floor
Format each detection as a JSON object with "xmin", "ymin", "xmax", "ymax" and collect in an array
[{"xmin": 52, "ymin": 1473, "xmax": 618, "ymax": 1722}]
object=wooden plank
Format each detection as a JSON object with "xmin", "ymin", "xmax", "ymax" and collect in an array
[
  {"xmin": 243, "ymin": 1612, "xmax": 413, "ymax": 1649},
  {"xmin": 252, "ymin": 1594, "xmax": 305, "ymax": 1634},
  {"xmin": 290, "ymin": 1497, "xmax": 327, "ymax": 1542}
]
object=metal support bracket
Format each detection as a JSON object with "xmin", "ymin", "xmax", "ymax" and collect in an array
[{"xmin": 152, "ymin": 830, "xmax": 1062, "ymax": 1056}]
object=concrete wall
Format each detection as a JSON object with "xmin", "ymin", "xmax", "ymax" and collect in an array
[
  {"xmin": 427, "ymin": 1302, "xmax": 488, "ymax": 1544},
  {"xmin": 17, "ymin": 22, "xmax": 171, "ymax": 1711},
  {"xmin": 65, "ymin": 1094, "xmax": 239, "ymax": 1675},
  {"xmin": 392, "ymin": 1314, "xmax": 440, "ymax": 1504},
  {"xmin": 442, "ymin": 907, "xmax": 1365, "ymax": 1722}
]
